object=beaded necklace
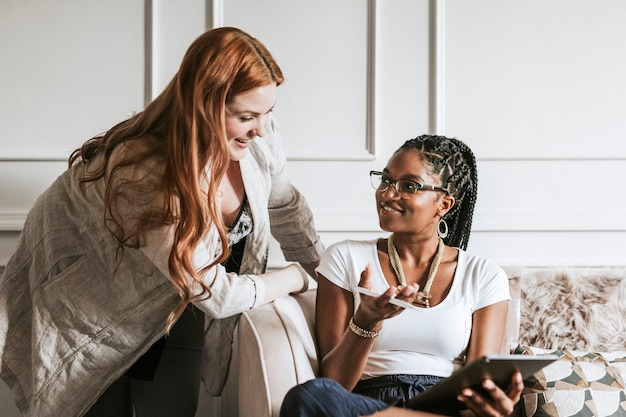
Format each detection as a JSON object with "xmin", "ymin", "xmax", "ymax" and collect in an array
[{"xmin": 387, "ymin": 235, "xmax": 444, "ymax": 308}]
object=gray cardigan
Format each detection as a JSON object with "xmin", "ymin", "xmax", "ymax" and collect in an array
[{"xmin": 0, "ymin": 117, "xmax": 323, "ymax": 417}]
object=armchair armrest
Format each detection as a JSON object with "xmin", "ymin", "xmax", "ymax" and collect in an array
[{"xmin": 237, "ymin": 289, "xmax": 318, "ymax": 417}]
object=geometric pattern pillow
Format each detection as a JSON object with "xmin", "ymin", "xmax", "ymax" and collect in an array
[{"xmin": 514, "ymin": 345, "xmax": 626, "ymax": 417}]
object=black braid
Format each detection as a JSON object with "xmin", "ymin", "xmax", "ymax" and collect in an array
[{"xmin": 397, "ymin": 135, "xmax": 478, "ymax": 250}]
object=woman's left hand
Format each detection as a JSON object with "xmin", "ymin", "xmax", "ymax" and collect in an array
[
  {"xmin": 355, "ymin": 264, "xmax": 419, "ymax": 324},
  {"xmin": 457, "ymin": 371, "xmax": 523, "ymax": 417}
]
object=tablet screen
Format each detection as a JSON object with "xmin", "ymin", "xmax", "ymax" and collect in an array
[{"xmin": 406, "ymin": 354, "xmax": 558, "ymax": 414}]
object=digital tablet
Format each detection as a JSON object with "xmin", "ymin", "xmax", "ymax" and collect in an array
[{"xmin": 406, "ymin": 354, "xmax": 558, "ymax": 414}]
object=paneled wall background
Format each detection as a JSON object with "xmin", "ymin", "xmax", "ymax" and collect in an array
[{"xmin": 1, "ymin": 0, "xmax": 625, "ymax": 416}]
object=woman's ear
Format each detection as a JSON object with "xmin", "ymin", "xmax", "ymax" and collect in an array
[{"xmin": 439, "ymin": 194, "xmax": 455, "ymax": 217}]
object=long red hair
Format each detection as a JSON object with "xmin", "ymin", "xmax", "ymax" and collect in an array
[{"xmin": 69, "ymin": 27, "xmax": 284, "ymax": 329}]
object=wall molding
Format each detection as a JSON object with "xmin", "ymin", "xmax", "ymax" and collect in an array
[
  {"xmin": 429, "ymin": 0, "xmax": 445, "ymax": 135},
  {"xmin": 286, "ymin": 151, "xmax": 377, "ymax": 162},
  {"xmin": 144, "ymin": 0, "xmax": 154, "ymax": 106},
  {"xmin": 0, "ymin": 151, "xmax": 69, "ymax": 162},
  {"xmin": 365, "ymin": 0, "xmax": 377, "ymax": 159},
  {"xmin": 1, "ymin": 154, "xmax": 624, "ymax": 163},
  {"xmin": 206, "ymin": 0, "xmax": 223, "ymax": 29},
  {"xmin": 0, "ymin": 212, "xmax": 27, "ymax": 232},
  {"xmin": 2, "ymin": 208, "xmax": 625, "ymax": 233}
]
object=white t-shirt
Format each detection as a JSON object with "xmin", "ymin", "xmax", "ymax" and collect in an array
[{"xmin": 316, "ymin": 239, "xmax": 510, "ymax": 379}]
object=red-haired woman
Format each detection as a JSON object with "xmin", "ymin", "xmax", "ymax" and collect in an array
[{"xmin": 0, "ymin": 27, "xmax": 323, "ymax": 417}]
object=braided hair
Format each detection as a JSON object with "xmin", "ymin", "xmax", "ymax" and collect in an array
[{"xmin": 397, "ymin": 135, "xmax": 478, "ymax": 250}]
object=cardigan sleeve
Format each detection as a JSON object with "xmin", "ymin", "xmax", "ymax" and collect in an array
[{"xmin": 140, "ymin": 223, "xmax": 266, "ymax": 319}]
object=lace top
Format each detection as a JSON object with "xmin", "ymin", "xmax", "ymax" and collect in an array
[{"xmin": 226, "ymin": 197, "xmax": 253, "ymax": 247}]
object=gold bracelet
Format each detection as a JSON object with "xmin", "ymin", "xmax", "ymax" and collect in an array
[{"xmin": 348, "ymin": 317, "xmax": 381, "ymax": 339}]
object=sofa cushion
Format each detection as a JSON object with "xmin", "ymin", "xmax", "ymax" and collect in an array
[{"xmin": 515, "ymin": 345, "xmax": 626, "ymax": 417}]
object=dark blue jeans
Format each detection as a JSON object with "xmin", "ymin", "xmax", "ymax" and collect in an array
[
  {"xmin": 280, "ymin": 375, "xmax": 443, "ymax": 417},
  {"xmin": 280, "ymin": 378, "xmax": 389, "ymax": 417}
]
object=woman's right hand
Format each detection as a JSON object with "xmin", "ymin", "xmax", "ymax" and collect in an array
[
  {"xmin": 457, "ymin": 372, "xmax": 523, "ymax": 417},
  {"xmin": 353, "ymin": 264, "xmax": 420, "ymax": 329},
  {"xmin": 259, "ymin": 263, "xmax": 309, "ymax": 304},
  {"xmin": 289, "ymin": 263, "xmax": 310, "ymax": 294}
]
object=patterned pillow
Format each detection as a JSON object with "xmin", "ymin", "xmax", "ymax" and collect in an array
[{"xmin": 514, "ymin": 345, "xmax": 626, "ymax": 417}]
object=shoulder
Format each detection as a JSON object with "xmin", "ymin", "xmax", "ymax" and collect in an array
[
  {"xmin": 319, "ymin": 239, "xmax": 378, "ymax": 270},
  {"xmin": 317, "ymin": 239, "xmax": 378, "ymax": 288},
  {"xmin": 456, "ymin": 250, "xmax": 510, "ymax": 309}
]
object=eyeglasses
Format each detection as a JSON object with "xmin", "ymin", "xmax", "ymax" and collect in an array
[{"xmin": 369, "ymin": 171, "xmax": 450, "ymax": 199}]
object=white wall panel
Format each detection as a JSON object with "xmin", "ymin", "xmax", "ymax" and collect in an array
[
  {"xmin": 0, "ymin": 161, "xmax": 66, "ymax": 265},
  {"xmin": 442, "ymin": 0, "xmax": 626, "ymax": 159},
  {"xmin": 150, "ymin": 0, "xmax": 206, "ymax": 99},
  {"xmin": 474, "ymin": 160, "xmax": 626, "ymax": 231},
  {"xmin": 0, "ymin": 0, "xmax": 145, "ymax": 160},
  {"xmin": 424, "ymin": 0, "xmax": 626, "ymax": 271},
  {"xmin": 0, "ymin": 233, "xmax": 20, "ymax": 269},
  {"xmin": 467, "ymin": 231, "xmax": 626, "ymax": 268},
  {"xmin": 0, "ymin": 161, "xmax": 67, "ymax": 215},
  {"xmin": 376, "ymin": 0, "xmax": 431, "ymax": 143},
  {"xmin": 223, "ymin": 0, "xmax": 374, "ymax": 160}
]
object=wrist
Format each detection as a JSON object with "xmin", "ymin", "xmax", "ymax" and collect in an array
[
  {"xmin": 349, "ymin": 310, "xmax": 383, "ymax": 338},
  {"xmin": 348, "ymin": 316, "xmax": 381, "ymax": 339},
  {"xmin": 352, "ymin": 310, "xmax": 383, "ymax": 333},
  {"xmin": 289, "ymin": 264, "xmax": 309, "ymax": 294}
]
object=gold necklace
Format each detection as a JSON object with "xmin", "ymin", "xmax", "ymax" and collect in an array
[{"xmin": 387, "ymin": 235, "xmax": 444, "ymax": 308}]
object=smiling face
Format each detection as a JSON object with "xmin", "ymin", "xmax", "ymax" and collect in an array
[
  {"xmin": 376, "ymin": 150, "xmax": 454, "ymax": 237},
  {"xmin": 224, "ymin": 83, "xmax": 277, "ymax": 161}
]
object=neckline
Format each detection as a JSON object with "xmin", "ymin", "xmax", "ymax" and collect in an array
[{"xmin": 371, "ymin": 239, "xmax": 461, "ymax": 309}]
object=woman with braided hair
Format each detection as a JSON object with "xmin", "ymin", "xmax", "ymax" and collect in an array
[{"xmin": 280, "ymin": 135, "xmax": 522, "ymax": 417}]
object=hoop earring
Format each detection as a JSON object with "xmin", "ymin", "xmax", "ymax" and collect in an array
[{"xmin": 438, "ymin": 218, "xmax": 449, "ymax": 239}]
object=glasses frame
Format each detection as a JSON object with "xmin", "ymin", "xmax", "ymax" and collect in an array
[{"xmin": 369, "ymin": 170, "xmax": 450, "ymax": 198}]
